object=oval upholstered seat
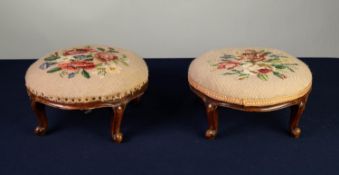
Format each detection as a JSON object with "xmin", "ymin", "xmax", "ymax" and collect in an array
[
  {"xmin": 25, "ymin": 45, "xmax": 148, "ymax": 104},
  {"xmin": 188, "ymin": 48, "xmax": 312, "ymax": 106}
]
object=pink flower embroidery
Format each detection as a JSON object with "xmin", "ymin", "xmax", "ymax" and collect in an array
[
  {"xmin": 217, "ymin": 61, "xmax": 240, "ymax": 70},
  {"xmin": 258, "ymin": 68, "xmax": 272, "ymax": 74},
  {"xmin": 239, "ymin": 49, "xmax": 268, "ymax": 62},
  {"xmin": 95, "ymin": 52, "xmax": 118, "ymax": 62},
  {"xmin": 58, "ymin": 60, "xmax": 96, "ymax": 71}
]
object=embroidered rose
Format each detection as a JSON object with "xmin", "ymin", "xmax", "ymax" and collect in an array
[
  {"xmin": 239, "ymin": 49, "xmax": 268, "ymax": 62},
  {"xmin": 58, "ymin": 60, "xmax": 95, "ymax": 71},
  {"xmin": 95, "ymin": 52, "xmax": 118, "ymax": 62},
  {"xmin": 258, "ymin": 68, "xmax": 272, "ymax": 74},
  {"xmin": 217, "ymin": 61, "xmax": 240, "ymax": 70},
  {"xmin": 63, "ymin": 48, "xmax": 97, "ymax": 56}
]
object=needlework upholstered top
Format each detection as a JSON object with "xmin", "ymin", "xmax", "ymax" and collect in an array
[
  {"xmin": 25, "ymin": 45, "xmax": 148, "ymax": 104},
  {"xmin": 188, "ymin": 48, "xmax": 312, "ymax": 106}
]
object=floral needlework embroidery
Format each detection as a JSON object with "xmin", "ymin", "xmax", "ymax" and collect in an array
[
  {"xmin": 210, "ymin": 49, "xmax": 298, "ymax": 81},
  {"xmin": 39, "ymin": 46, "xmax": 129, "ymax": 79}
]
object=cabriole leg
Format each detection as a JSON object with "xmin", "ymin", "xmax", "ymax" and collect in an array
[
  {"xmin": 289, "ymin": 96, "xmax": 308, "ymax": 138},
  {"xmin": 205, "ymin": 102, "xmax": 218, "ymax": 139},
  {"xmin": 111, "ymin": 104, "xmax": 126, "ymax": 143},
  {"xmin": 31, "ymin": 100, "xmax": 48, "ymax": 136}
]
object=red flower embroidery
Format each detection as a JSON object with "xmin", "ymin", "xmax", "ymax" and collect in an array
[
  {"xmin": 217, "ymin": 61, "xmax": 240, "ymax": 70},
  {"xmin": 95, "ymin": 52, "xmax": 118, "ymax": 62},
  {"xmin": 58, "ymin": 60, "xmax": 95, "ymax": 71},
  {"xmin": 63, "ymin": 48, "xmax": 97, "ymax": 56},
  {"xmin": 239, "ymin": 49, "xmax": 268, "ymax": 62},
  {"xmin": 258, "ymin": 68, "xmax": 272, "ymax": 74}
]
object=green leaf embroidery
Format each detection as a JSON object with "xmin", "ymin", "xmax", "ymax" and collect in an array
[
  {"xmin": 238, "ymin": 74, "xmax": 249, "ymax": 80},
  {"xmin": 223, "ymin": 69, "xmax": 249, "ymax": 79},
  {"xmin": 263, "ymin": 58, "xmax": 280, "ymax": 63},
  {"xmin": 47, "ymin": 67, "xmax": 62, "ymax": 73},
  {"xmin": 231, "ymin": 69, "xmax": 242, "ymax": 74},
  {"xmin": 273, "ymin": 71, "xmax": 286, "ymax": 79},
  {"xmin": 108, "ymin": 48, "xmax": 119, "ymax": 53},
  {"xmin": 220, "ymin": 54, "xmax": 234, "ymax": 60},
  {"xmin": 223, "ymin": 72, "xmax": 235, "ymax": 75},
  {"xmin": 120, "ymin": 55, "xmax": 128, "ymax": 62},
  {"xmin": 285, "ymin": 63, "xmax": 298, "ymax": 66},
  {"xmin": 287, "ymin": 67, "xmax": 295, "ymax": 72},
  {"xmin": 81, "ymin": 69, "xmax": 90, "ymax": 79},
  {"xmin": 119, "ymin": 59, "xmax": 129, "ymax": 66},
  {"xmin": 95, "ymin": 63, "xmax": 103, "ymax": 67},
  {"xmin": 97, "ymin": 48, "xmax": 105, "ymax": 52},
  {"xmin": 257, "ymin": 73, "xmax": 268, "ymax": 81},
  {"xmin": 273, "ymin": 64, "xmax": 287, "ymax": 69},
  {"xmin": 44, "ymin": 53, "xmax": 60, "ymax": 61}
]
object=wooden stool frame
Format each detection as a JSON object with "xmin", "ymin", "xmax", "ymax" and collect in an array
[
  {"xmin": 189, "ymin": 85, "xmax": 311, "ymax": 139},
  {"xmin": 27, "ymin": 83, "xmax": 148, "ymax": 143}
]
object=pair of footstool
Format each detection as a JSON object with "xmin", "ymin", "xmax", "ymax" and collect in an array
[{"xmin": 25, "ymin": 45, "xmax": 312, "ymax": 143}]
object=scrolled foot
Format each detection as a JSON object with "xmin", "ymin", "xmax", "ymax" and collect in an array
[
  {"xmin": 205, "ymin": 129, "xmax": 217, "ymax": 140},
  {"xmin": 204, "ymin": 102, "xmax": 218, "ymax": 140},
  {"xmin": 290, "ymin": 127, "xmax": 301, "ymax": 138},
  {"xmin": 112, "ymin": 132, "xmax": 123, "ymax": 143},
  {"xmin": 34, "ymin": 126, "xmax": 47, "ymax": 136},
  {"xmin": 31, "ymin": 100, "xmax": 48, "ymax": 136}
]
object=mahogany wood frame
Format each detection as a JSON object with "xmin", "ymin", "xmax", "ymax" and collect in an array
[
  {"xmin": 27, "ymin": 83, "xmax": 148, "ymax": 143},
  {"xmin": 190, "ymin": 85, "xmax": 311, "ymax": 139}
]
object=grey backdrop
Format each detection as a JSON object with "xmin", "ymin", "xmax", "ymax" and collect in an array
[{"xmin": 0, "ymin": 0, "xmax": 338, "ymax": 59}]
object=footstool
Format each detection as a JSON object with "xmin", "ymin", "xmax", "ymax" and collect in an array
[
  {"xmin": 25, "ymin": 45, "xmax": 148, "ymax": 143},
  {"xmin": 188, "ymin": 48, "xmax": 312, "ymax": 139}
]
